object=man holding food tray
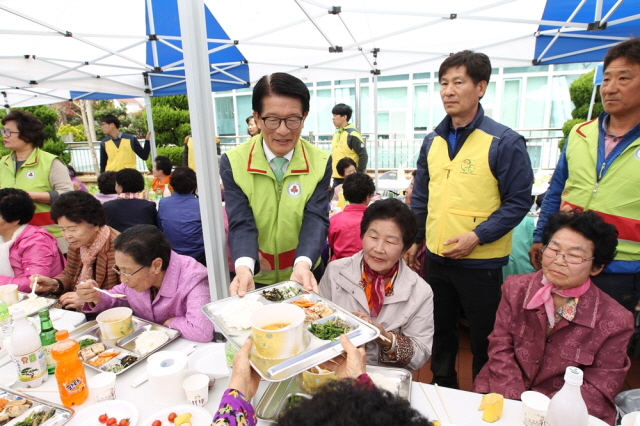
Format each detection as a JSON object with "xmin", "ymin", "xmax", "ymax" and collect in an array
[{"xmin": 220, "ymin": 72, "xmax": 332, "ymax": 296}]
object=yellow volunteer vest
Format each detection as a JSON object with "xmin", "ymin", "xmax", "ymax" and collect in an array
[
  {"xmin": 561, "ymin": 119, "xmax": 640, "ymax": 261},
  {"xmin": 104, "ymin": 136, "xmax": 137, "ymax": 171},
  {"xmin": 426, "ymin": 131, "xmax": 512, "ymax": 259},
  {"xmin": 331, "ymin": 125, "xmax": 362, "ymax": 178},
  {"xmin": 186, "ymin": 136, "xmax": 196, "ymax": 171},
  {"xmin": 0, "ymin": 148, "xmax": 61, "ymax": 237},
  {"xmin": 226, "ymin": 135, "xmax": 328, "ymax": 284}
]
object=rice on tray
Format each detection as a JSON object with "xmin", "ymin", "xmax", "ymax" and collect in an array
[
  {"xmin": 221, "ymin": 299, "xmax": 264, "ymax": 330},
  {"xmin": 369, "ymin": 372, "xmax": 399, "ymax": 394},
  {"xmin": 135, "ymin": 330, "xmax": 169, "ymax": 355}
]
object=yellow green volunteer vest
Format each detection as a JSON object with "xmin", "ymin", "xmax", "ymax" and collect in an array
[
  {"xmin": 186, "ymin": 136, "xmax": 196, "ymax": 171},
  {"xmin": 226, "ymin": 135, "xmax": 329, "ymax": 284},
  {"xmin": 426, "ymin": 131, "xmax": 512, "ymax": 259},
  {"xmin": 104, "ymin": 136, "xmax": 136, "ymax": 171},
  {"xmin": 561, "ymin": 119, "xmax": 640, "ymax": 261},
  {"xmin": 0, "ymin": 148, "xmax": 61, "ymax": 237},
  {"xmin": 331, "ymin": 124, "xmax": 362, "ymax": 178}
]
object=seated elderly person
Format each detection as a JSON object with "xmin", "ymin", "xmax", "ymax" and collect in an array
[
  {"xmin": 331, "ymin": 157, "xmax": 357, "ymax": 202},
  {"xmin": 328, "ymin": 172, "xmax": 376, "ymax": 261},
  {"xmin": 31, "ymin": 191, "xmax": 119, "ymax": 310},
  {"xmin": 213, "ymin": 335, "xmax": 433, "ymax": 426},
  {"xmin": 76, "ymin": 225, "xmax": 213, "ymax": 342},
  {"xmin": 473, "ymin": 210, "xmax": 634, "ymax": 425},
  {"xmin": 104, "ymin": 168, "xmax": 157, "ymax": 233},
  {"xmin": 94, "ymin": 171, "xmax": 118, "ymax": 205},
  {"xmin": 0, "ymin": 188, "xmax": 65, "ymax": 291},
  {"xmin": 320, "ymin": 198, "xmax": 434, "ymax": 370},
  {"xmin": 158, "ymin": 166, "xmax": 204, "ymax": 264}
]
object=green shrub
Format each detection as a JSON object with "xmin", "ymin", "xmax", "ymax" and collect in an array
[
  {"xmin": 558, "ymin": 118, "xmax": 586, "ymax": 152},
  {"xmin": 43, "ymin": 139, "xmax": 71, "ymax": 165},
  {"xmin": 145, "ymin": 146, "xmax": 184, "ymax": 171},
  {"xmin": 57, "ymin": 124, "xmax": 85, "ymax": 142}
]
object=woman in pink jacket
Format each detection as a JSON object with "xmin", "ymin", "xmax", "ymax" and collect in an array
[
  {"xmin": 473, "ymin": 210, "xmax": 634, "ymax": 425},
  {"xmin": 0, "ymin": 188, "xmax": 65, "ymax": 292}
]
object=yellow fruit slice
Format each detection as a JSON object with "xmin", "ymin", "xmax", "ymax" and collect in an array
[
  {"xmin": 478, "ymin": 393, "xmax": 504, "ymax": 423},
  {"xmin": 174, "ymin": 412, "xmax": 192, "ymax": 426}
]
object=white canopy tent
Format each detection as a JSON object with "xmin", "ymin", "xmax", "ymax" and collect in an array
[{"xmin": 1, "ymin": 0, "xmax": 638, "ymax": 301}]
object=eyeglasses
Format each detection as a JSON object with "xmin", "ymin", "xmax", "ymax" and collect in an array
[
  {"xmin": 2, "ymin": 129, "xmax": 19, "ymax": 137},
  {"xmin": 259, "ymin": 116, "xmax": 304, "ymax": 130},
  {"xmin": 112, "ymin": 265, "xmax": 145, "ymax": 280},
  {"xmin": 542, "ymin": 246, "xmax": 595, "ymax": 265}
]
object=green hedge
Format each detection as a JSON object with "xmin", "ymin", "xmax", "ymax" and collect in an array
[{"xmin": 145, "ymin": 146, "xmax": 185, "ymax": 171}]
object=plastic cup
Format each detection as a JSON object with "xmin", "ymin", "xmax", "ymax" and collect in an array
[
  {"xmin": 96, "ymin": 307, "xmax": 133, "ymax": 340},
  {"xmin": 89, "ymin": 372, "xmax": 116, "ymax": 402},
  {"xmin": 0, "ymin": 284, "xmax": 19, "ymax": 306},
  {"xmin": 183, "ymin": 373, "xmax": 209, "ymax": 406},
  {"xmin": 521, "ymin": 391, "xmax": 550, "ymax": 426},
  {"xmin": 250, "ymin": 304, "xmax": 305, "ymax": 359}
]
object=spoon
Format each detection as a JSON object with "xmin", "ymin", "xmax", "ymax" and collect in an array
[
  {"xmin": 94, "ymin": 286, "xmax": 127, "ymax": 299},
  {"xmin": 28, "ymin": 276, "xmax": 38, "ymax": 299}
]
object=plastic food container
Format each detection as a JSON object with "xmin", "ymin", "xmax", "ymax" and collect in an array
[{"xmin": 96, "ymin": 307, "xmax": 134, "ymax": 340}]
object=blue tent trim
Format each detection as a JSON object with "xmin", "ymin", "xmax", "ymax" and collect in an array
[{"xmin": 534, "ymin": 0, "xmax": 640, "ymax": 65}]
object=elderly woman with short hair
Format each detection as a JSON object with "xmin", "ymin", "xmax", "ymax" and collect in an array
[
  {"xmin": 76, "ymin": 225, "xmax": 214, "ymax": 342},
  {"xmin": 0, "ymin": 188, "xmax": 65, "ymax": 292},
  {"xmin": 104, "ymin": 168, "xmax": 157, "ymax": 233},
  {"xmin": 320, "ymin": 198, "xmax": 434, "ymax": 370},
  {"xmin": 473, "ymin": 210, "xmax": 634, "ymax": 425},
  {"xmin": 30, "ymin": 191, "xmax": 119, "ymax": 310}
]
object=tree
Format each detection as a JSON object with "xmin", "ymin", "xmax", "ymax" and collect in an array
[
  {"xmin": 558, "ymin": 70, "xmax": 603, "ymax": 151},
  {"xmin": 57, "ymin": 124, "xmax": 85, "ymax": 141},
  {"xmin": 149, "ymin": 95, "xmax": 191, "ymax": 147}
]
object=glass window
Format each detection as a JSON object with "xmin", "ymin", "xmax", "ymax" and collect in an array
[
  {"xmin": 317, "ymin": 81, "xmax": 331, "ymax": 86},
  {"xmin": 360, "ymin": 87, "xmax": 370, "ymax": 134},
  {"xmin": 316, "ymin": 89, "xmax": 334, "ymax": 135},
  {"xmin": 504, "ymin": 65, "xmax": 549, "ymax": 73},
  {"xmin": 378, "ymin": 87, "xmax": 407, "ymax": 109},
  {"xmin": 334, "ymin": 79, "xmax": 355, "ymax": 85},
  {"xmin": 334, "ymin": 88, "xmax": 355, "ymax": 111},
  {"xmin": 482, "ymin": 82, "xmax": 497, "ymax": 120},
  {"xmin": 523, "ymin": 76, "xmax": 548, "ymax": 129},
  {"xmin": 378, "ymin": 74, "xmax": 409, "ymax": 82},
  {"xmin": 501, "ymin": 79, "xmax": 521, "ymax": 129},
  {"xmin": 432, "ymin": 83, "xmax": 446, "ymax": 128},
  {"xmin": 236, "ymin": 95, "xmax": 252, "ymax": 136},
  {"xmin": 413, "ymin": 72, "xmax": 430, "ymax": 79},
  {"xmin": 413, "ymin": 84, "xmax": 429, "ymax": 131},
  {"xmin": 215, "ymin": 96, "xmax": 235, "ymax": 136},
  {"xmin": 550, "ymin": 75, "xmax": 577, "ymax": 128}
]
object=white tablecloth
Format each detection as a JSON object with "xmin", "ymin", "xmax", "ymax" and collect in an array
[{"xmin": 0, "ymin": 334, "xmax": 534, "ymax": 426}]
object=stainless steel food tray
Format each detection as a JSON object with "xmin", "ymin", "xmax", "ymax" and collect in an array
[
  {"xmin": 0, "ymin": 385, "xmax": 73, "ymax": 426},
  {"xmin": 68, "ymin": 316, "xmax": 180, "ymax": 375},
  {"xmin": 11, "ymin": 293, "xmax": 57, "ymax": 316},
  {"xmin": 255, "ymin": 365, "xmax": 412, "ymax": 422},
  {"xmin": 202, "ymin": 282, "xmax": 380, "ymax": 382}
]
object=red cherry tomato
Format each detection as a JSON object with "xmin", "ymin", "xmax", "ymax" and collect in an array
[
  {"xmin": 119, "ymin": 419, "xmax": 130, "ymax": 426},
  {"xmin": 107, "ymin": 418, "xmax": 117, "ymax": 426},
  {"xmin": 168, "ymin": 413, "xmax": 177, "ymax": 422},
  {"xmin": 99, "ymin": 414, "xmax": 108, "ymax": 424},
  {"xmin": 152, "ymin": 421, "xmax": 162, "ymax": 426}
]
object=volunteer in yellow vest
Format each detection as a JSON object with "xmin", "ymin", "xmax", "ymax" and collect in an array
[
  {"xmin": 0, "ymin": 110, "xmax": 73, "ymax": 246},
  {"xmin": 405, "ymin": 50, "xmax": 533, "ymax": 388},
  {"xmin": 99, "ymin": 114, "xmax": 150, "ymax": 173},
  {"xmin": 330, "ymin": 103, "xmax": 367, "ymax": 190},
  {"xmin": 182, "ymin": 135, "xmax": 221, "ymax": 172},
  {"xmin": 221, "ymin": 72, "xmax": 332, "ymax": 297},
  {"xmin": 530, "ymin": 38, "xmax": 640, "ymax": 313}
]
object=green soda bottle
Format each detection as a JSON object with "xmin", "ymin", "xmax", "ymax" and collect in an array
[{"xmin": 38, "ymin": 309, "xmax": 58, "ymax": 374}]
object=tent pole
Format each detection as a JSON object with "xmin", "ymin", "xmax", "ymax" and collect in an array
[
  {"xmin": 83, "ymin": 100, "xmax": 100, "ymax": 176},
  {"xmin": 587, "ymin": 85, "xmax": 597, "ymax": 121},
  {"xmin": 178, "ymin": 0, "xmax": 229, "ymax": 301},
  {"xmin": 373, "ymin": 74, "xmax": 379, "ymax": 191},
  {"xmin": 144, "ymin": 93, "xmax": 157, "ymax": 161}
]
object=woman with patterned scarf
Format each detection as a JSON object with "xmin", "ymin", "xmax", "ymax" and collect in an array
[
  {"xmin": 473, "ymin": 210, "xmax": 634, "ymax": 425},
  {"xmin": 320, "ymin": 198, "xmax": 434, "ymax": 371},
  {"xmin": 30, "ymin": 191, "xmax": 119, "ymax": 311}
]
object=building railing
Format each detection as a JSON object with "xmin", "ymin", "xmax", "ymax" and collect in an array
[{"xmin": 66, "ymin": 128, "xmax": 563, "ymax": 174}]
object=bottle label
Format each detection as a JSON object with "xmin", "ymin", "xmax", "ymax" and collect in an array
[
  {"xmin": 62, "ymin": 377, "xmax": 87, "ymax": 394},
  {"xmin": 11, "ymin": 348, "xmax": 47, "ymax": 382},
  {"xmin": 42, "ymin": 344, "xmax": 56, "ymax": 368}
]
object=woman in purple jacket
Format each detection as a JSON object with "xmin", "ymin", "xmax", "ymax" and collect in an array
[
  {"xmin": 473, "ymin": 210, "xmax": 634, "ymax": 425},
  {"xmin": 76, "ymin": 224, "xmax": 213, "ymax": 342},
  {"xmin": 0, "ymin": 188, "xmax": 65, "ymax": 292}
]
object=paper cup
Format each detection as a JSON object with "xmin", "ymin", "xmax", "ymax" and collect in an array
[
  {"xmin": 0, "ymin": 284, "xmax": 19, "ymax": 306},
  {"xmin": 89, "ymin": 372, "xmax": 116, "ymax": 402},
  {"xmin": 521, "ymin": 391, "xmax": 550, "ymax": 426},
  {"xmin": 183, "ymin": 373, "xmax": 209, "ymax": 406},
  {"xmin": 96, "ymin": 307, "xmax": 133, "ymax": 340},
  {"xmin": 297, "ymin": 366, "xmax": 338, "ymax": 394},
  {"xmin": 250, "ymin": 304, "xmax": 305, "ymax": 359}
]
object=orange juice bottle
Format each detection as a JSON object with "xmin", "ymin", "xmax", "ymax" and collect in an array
[{"xmin": 51, "ymin": 330, "xmax": 88, "ymax": 407}]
